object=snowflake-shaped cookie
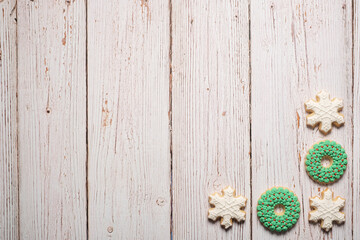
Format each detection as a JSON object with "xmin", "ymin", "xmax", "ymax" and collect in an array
[
  {"xmin": 309, "ymin": 188, "xmax": 345, "ymax": 231},
  {"xmin": 208, "ymin": 186, "xmax": 246, "ymax": 229},
  {"xmin": 305, "ymin": 90, "xmax": 344, "ymax": 135}
]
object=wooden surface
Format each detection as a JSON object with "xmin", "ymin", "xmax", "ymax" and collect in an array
[
  {"xmin": 87, "ymin": 0, "xmax": 171, "ymax": 239},
  {"xmin": 17, "ymin": 0, "xmax": 87, "ymax": 239},
  {"xmin": 171, "ymin": 0, "xmax": 250, "ymax": 239},
  {"xmin": 251, "ymin": 0, "xmax": 353, "ymax": 239},
  {"xmin": 1, "ymin": 0, "xmax": 359, "ymax": 239},
  {"xmin": 353, "ymin": 1, "xmax": 360, "ymax": 239},
  {"xmin": 0, "ymin": 0, "xmax": 18, "ymax": 239}
]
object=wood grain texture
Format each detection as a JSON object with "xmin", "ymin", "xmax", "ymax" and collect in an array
[
  {"xmin": 353, "ymin": 1, "xmax": 359, "ymax": 239},
  {"xmin": 17, "ymin": 0, "xmax": 87, "ymax": 239},
  {"xmin": 0, "ymin": 0, "xmax": 18, "ymax": 239},
  {"xmin": 251, "ymin": 0, "xmax": 353, "ymax": 239},
  {"xmin": 6, "ymin": 1, "xmax": 359, "ymax": 239},
  {"xmin": 87, "ymin": 0, "xmax": 171, "ymax": 239},
  {"xmin": 171, "ymin": 0, "xmax": 251, "ymax": 239}
]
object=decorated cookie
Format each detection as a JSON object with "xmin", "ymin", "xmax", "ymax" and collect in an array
[
  {"xmin": 257, "ymin": 187, "xmax": 300, "ymax": 233},
  {"xmin": 309, "ymin": 188, "xmax": 345, "ymax": 231},
  {"xmin": 305, "ymin": 140, "xmax": 347, "ymax": 184},
  {"xmin": 305, "ymin": 90, "xmax": 344, "ymax": 135},
  {"xmin": 208, "ymin": 186, "xmax": 246, "ymax": 229}
]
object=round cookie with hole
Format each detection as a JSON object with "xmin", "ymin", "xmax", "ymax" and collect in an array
[
  {"xmin": 305, "ymin": 140, "xmax": 347, "ymax": 184},
  {"xmin": 257, "ymin": 187, "xmax": 300, "ymax": 233}
]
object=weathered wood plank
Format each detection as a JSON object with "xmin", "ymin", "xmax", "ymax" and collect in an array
[
  {"xmin": 251, "ymin": 0, "xmax": 353, "ymax": 239},
  {"xmin": 0, "ymin": 0, "xmax": 18, "ymax": 239},
  {"xmin": 17, "ymin": 0, "xmax": 87, "ymax": 238},
  {"xmin": 353, "ymin": 1, "xmax": 360, "ymax": 238},
  {"xmin": 87, "ymin": 1, "xmax": 171, "ymax": 239},
  {"xmin": 172, "ymin": 0, "xmax": 251, "ymax": 239}
]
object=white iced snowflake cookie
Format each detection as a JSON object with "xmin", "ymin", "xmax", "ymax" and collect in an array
[
  {"xmin": 305, "ymin": 90, "xmax": 344, "ymax": 135},
  {"xmin": 208, "ymin": 186, "xmax": 246, "ymax": 229},
  {"xmin": 309, "ymin": 188, "xmax": 345, "ymax": 231}
]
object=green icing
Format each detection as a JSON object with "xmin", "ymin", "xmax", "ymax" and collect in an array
[
  {"xmin": 257, "ymin": 187, "xmax": 300, "ymax": 233},
  {"xmin": 305, "ymin": 140, "xmax": 347, "ymax": 184}
]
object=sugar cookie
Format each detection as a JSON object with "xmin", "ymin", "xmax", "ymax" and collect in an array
[
  {"xmin": 305, "ymin": 90, "xmax": 344, "ymax": 135},
  {"xmin": 208, "ymin": 186, "xmax": 246, "ymax": 229},
  {"xmin": 309, "ymin": 188, "xmax": 345, "ymax": 231},
  {"xmin": 305, "ymin": 140, "xmax": 347, "ymax": 184},
  {"xmin": 257, "ymin": 187, "xmax": 300, "ymax": 233}
]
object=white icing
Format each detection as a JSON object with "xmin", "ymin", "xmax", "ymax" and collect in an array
[
  {"xmin": 305, "ymin": 90, "xmax": 344, "ymax": 134},
  {"xmin": 309, "ymin": 188, "xmax": 345, "ymax": 231},
  {"xmin": 208, "ymin": 186, "xmax": 246, "ymax": 229}
]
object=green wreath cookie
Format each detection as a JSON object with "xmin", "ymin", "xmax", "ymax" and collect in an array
[
  {"xmin": 305, "ymin": 140, "xmax": 347, "ymax": 184},
  {"xmin": 257, "ymin": 187, "xmax": 300, "ymax": 233}
]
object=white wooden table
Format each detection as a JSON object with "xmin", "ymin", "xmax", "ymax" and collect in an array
[{"xmin": 1, "ymin": 0, "xmax": 359, "ymax": 239}]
